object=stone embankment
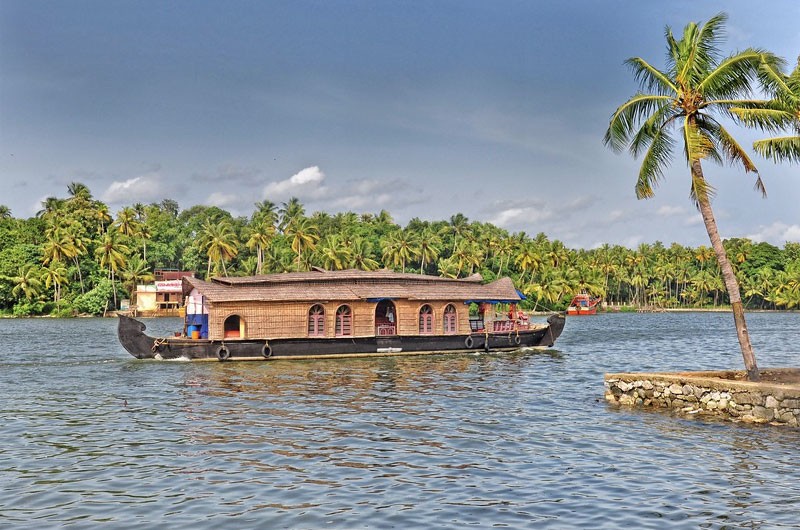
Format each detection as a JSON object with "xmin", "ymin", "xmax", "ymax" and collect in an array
[{"xmin": 605, "ymin": 368, "xmax": 800, "ymax": 426}]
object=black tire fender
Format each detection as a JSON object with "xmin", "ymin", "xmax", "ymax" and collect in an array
[
  {"xmin": 217, "ymin": 344, "xmax": 230, "ymax": 361},
  {"xmin": 464, "ymin": 336, "xmax": 474, "ymax": 349},
  {"xmin": 513, "ymin": 335, "xmax": 521, "ymax": 346},
  {"xmin": 261, "ymin": 343, "xmax": 272, "ymax": 359}
]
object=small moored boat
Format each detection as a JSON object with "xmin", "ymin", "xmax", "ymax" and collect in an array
[
  {"xmin": 118, "ymin": 268, "xmax": 566, "ymax": 361},
  {"xmin": 567, "ymin": 292, "xmax": 601, "ymax": 315}
]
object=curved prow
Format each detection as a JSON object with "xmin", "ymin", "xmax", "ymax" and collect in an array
[
  {"xmin": 117, "ymin": 315, "xmax": 157, "ymax": 359},
  {"xmin": 535, "ymin": 312, "xmax": 567, "ymax": 347}
]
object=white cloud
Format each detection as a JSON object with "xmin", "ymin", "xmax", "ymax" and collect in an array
[
  {"xmin": 684, "ymin": 214, "xmax": 703, "ymax": 226},
  {"xmin": 101, "ymin": 173, "xmax": 162, "ymax": 203},
  {"xmin": 263, "ymin": 166, "xmax": 329, "ymax": 200},
  {"xmin": 623, "ymin": 235, "xmax": 643, "ymax": 248},
  {"xmin": 328, "ymin": 178, "xmax": 425, "ymax": 210},
  {"xmin": 488, "ymin": 199, "xmax": 554, "ymax": 228},
  {"xmin": 607, "ymin": 209, "xmax": 625, "ymax": 222},
  {"xmin": 657, "ymin": 205, "xmax": 686, "ymax": 216},
  {"xmin": 205, "ymin": 191, "xmax": 239, "ymax": 208},
  {"xmin": 747, "ymin": 222, "xmax": 800, "ymax": 245}
]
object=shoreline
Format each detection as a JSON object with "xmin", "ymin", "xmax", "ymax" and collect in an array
[{"xmin": 3, "ymin": 308, "xmax": 798, "ymax": 319}]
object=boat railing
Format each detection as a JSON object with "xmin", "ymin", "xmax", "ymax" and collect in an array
[{"xmin": 376, "ymin": 324, "xmax": 396, "ymax": 336}]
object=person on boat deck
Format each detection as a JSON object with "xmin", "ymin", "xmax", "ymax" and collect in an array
[{"xmin": 386, "ymin": 307, "xmax": 394, "ymax": 323}]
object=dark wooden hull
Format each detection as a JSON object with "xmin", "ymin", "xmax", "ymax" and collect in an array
[{"xmin": 118, "ymin": 313, "xmax": 566, "ymax": 361}]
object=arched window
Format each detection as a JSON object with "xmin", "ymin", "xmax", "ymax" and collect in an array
[
  {"xmin": 224, "ymin": 314, "xmax": 244, "ymax": 338},
  {"xmin": 419, "ymin": 304, "xmax": 433, "ymax": 334},
  {"xmin": 444, "ymin": 304, "xmax": 457, "ymax": 334},
  {"xmin": 308, "ymin": 304, "xmax": 325, "ymax": 337},
  {"xmin": 335, "ymin": 305, "xmax": 352, "ymax": 337}
]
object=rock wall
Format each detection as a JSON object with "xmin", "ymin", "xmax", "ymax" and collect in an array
[{"xmin": 604, "ymin": 369, "xmax": 800, "ymax": 426}]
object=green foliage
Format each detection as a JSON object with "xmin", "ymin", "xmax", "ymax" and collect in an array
[
  {"xmin": 2, "ymin": 180, "xmax": 800, "ymax": 316},
  {"xmin": 73, "ymin": 278, "xmax": 114, "ymax": 315},
  {"xmin": 12, "ymin": 299, "xmax": 46, "ymax": 316}
]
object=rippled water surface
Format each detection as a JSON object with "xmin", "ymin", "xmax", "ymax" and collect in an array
[{"xmin": 2, "ymin": 313, "xmax": 800, "ymax": 528}]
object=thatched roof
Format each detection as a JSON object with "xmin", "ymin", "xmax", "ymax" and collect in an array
[{"xmin": 183, "ymin": 268, "xmax": 522, "ymax": 304}]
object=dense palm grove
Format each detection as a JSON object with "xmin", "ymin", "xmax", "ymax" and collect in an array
[{"xmin": 1, "ymin": 184, "xmax": 799, "ymax": 316}]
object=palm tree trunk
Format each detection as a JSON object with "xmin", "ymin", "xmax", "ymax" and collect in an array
[
  {"xmin": 693, "ymin": 162, "xmax": 759, "ymax": 381},
  {"xmin": 73, "ymin": 256, "xmax": 85, "ymax": 293},
  {"xmin": 420, "ymin": 255, "xmax": 425, "ymax": 274},
  {"xmin": 112, "ymin": 270, "xmax": 117, "ymax": 309},
  {"xmin": 257, "ymin": 246, "xmax": 263, "ymax": 275}
]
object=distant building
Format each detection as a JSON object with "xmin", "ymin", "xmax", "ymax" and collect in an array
[
  {"xmin": 136, "ymin": 270, "xmax": 195, "ymax": 313},
  {"xmin": 154, "ymin": 269, "xmax": 196, "ymax": 282}
]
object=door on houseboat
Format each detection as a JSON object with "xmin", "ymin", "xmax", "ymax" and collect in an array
[{"xmin": 375, "ymin": 300, "xmax": 396, "ymax": 336}]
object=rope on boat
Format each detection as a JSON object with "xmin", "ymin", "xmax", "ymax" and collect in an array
[{"xmin": 151, "ymin": 337, "xmax": 168, "ymax": 352}]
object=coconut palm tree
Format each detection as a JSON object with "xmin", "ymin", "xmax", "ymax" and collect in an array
[
  {"xmin": 138, "ymin": 222, "xmax": 152, "ymax": 262},
  {"xmin": 246, "ymin": 220, "xmax": 275, "ymax": 274},
  {"xmin": 8, "ymin": 266, "xmax": 43, "ymax": 303},
  {"xmin": 515, "ymin": 243, "xmax": 543, "ymax": 283},
  {"xmin": 67, "ymin": 182, "xmax": 92, "ymax": 202},
  {"xmin": 319, "ymin": 234, "xmax": 351, "ymax": 270},
  {"xmin": 603, "ymin": 13, "xmax": 781, "ymax": 381},
  {"xmin": 115, "ymin": 207, "xmax": 141, "ymax": 238},
  {"xmin": 732, "ymin": 54, "xmax": 800, "ymax": 163},
  {"xmin": 448, "ymin": 213, "xmax": 469, "ymax": 253},
  {"xmin": 120, "ymin": 255, "xmax": 154, "ymax": 305},
  {"xmin": 42, "ymin": 226, "xmax": 76, "ymax": 266},
  {"xmin": 279, "ymin": 197, "xmax": 305, "ymax": 233},
  {"xmin": 349, "ymin": 237, "xmax": 379, "ymax": 271},
  {"xmin": 43, "ymin": 261, "xmax": 68, "ymax": 311},
  {"xmin": 197, "ymin": 220, "xmax": 240, "ymax": 277},
  {"xmin": 0, "ymin": 205, "xmax": 11, "ymax": 219},
  {"xmin": 285, "ymin": 217, "xmax": 319, "ymax": 271},
  {"xmin": 36, "ymin": 197, "xmax": 65, "ymax": 219},
  {"xmin": 417, "ymin": 227, "xmax": 442, "ymax": 274},
  {"xmin": 94, "ymin": 203, "xmax": 113, "ymax": 235},
  {"xmin": 253, "ymin": 199, "xmax": 279, "ymax": 227},
  {"xmin": 381, "ymin": 231, "xmax": 420, "ymax": 274},
  {"xmin": 64, "ymin": 227, "xmax": 88, "ymax": 293},
  {"xmin": 95, "ymin": 230, "xmax": 130, "ymax": 308}
]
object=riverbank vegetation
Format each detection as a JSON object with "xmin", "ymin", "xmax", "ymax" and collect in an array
[{"xmin": 2, "ymin": 188, "xmax": 800, "ymax": 317}]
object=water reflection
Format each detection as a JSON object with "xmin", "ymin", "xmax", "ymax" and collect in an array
[{"xmin": 1, "ymin": 315, "xmax": 799, "ymax": 527}]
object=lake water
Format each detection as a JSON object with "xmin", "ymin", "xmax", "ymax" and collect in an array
[{"xmin": 1, "ymin": 312, "xmax": 799, "ymax": 528}]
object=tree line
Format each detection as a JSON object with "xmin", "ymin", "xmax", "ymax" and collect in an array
[{"xmin": 1, "ymin": 186, "xmax": 799, "ymax": 316}]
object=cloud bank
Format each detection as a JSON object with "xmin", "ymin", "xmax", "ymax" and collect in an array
[{"xmin": 101, "ymin": 174, "xmax": 163, "ymax": 203}]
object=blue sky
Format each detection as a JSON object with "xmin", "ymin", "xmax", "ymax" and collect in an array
[{"xmin": 1, "ymin": 1, "xmax": 798, "ymax": 248}]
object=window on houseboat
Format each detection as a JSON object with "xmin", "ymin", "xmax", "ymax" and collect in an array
[
  {"xmin": 335, "ymin": 305, "xmax": 352, "ymax": 337},
  {"xmin": 308, "ymin": 304, "xmax": 325, "ymax": 337},
  {"xmin": 419, "ymin": 305, "xmax": 433, "ymax": 334},
  {"xmin": 444, "ymin": 304, "xmax": 457, "ymax": 334}
]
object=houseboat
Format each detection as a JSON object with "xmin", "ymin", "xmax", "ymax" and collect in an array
[
  {"xmin": 118, "ymin": 268, "xmax": 566, "ymax": 361},
  {"xmin": 567, "ymin": 292, "xmax": 601, "ymax": 315}
]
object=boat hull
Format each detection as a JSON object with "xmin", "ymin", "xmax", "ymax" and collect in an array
[
  {"xmin": 118, "ymin": 314, "xmax": 566, "ymax": 361},
  {"xmin": 567, "ymin": 306, "xmax": 599, "ymax": 315}
]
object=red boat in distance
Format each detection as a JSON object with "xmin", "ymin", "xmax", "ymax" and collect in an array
[{"xmin": 567, "ymin": 293, "xmax": 601, "ymax": 315}]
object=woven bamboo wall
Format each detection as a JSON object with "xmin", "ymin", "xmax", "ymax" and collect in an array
[{"xmin": 207, "ymin": 299, "xmax": 471, "ymax": 340}]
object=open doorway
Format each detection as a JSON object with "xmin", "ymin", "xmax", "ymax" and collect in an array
[
  {"xmin": 375, "ymin": 300, "xmax": 396, "ymax": 336},
  {"xmin": 224, "ymin": 314, "xmax": 244, "ymax": 338}
]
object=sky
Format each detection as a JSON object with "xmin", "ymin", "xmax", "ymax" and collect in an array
[{"xmin": 1, "ymin": 0, "xmax": 798, "ymax": 249}]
